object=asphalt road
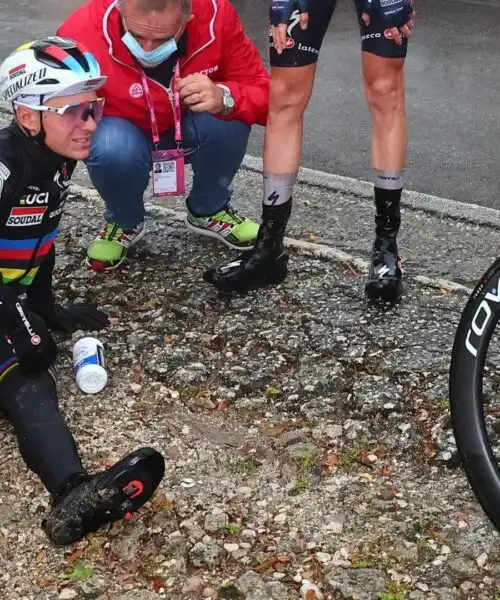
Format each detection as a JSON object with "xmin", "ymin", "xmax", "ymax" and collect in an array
[{"xmin": 1, "ymin": 0, "xmax": 500, "ymax": 208}]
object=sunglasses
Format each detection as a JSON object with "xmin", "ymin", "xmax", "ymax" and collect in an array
[{"xmin": 15, "ymin": 98, "xmax": 105, "ymax": 127}]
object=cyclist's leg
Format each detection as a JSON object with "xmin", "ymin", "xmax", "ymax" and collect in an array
[
  {"xmin": 263, "ymin": 0, "xmax": 338, "ymax": 227},
  {"xmin": 203, "ymin": 0, "xmax": 338, "ymax": 293},
  {"xmin": 0, "ymin": 333, "xmax": 164, "ymax": 546},
  {"xmin": 265, "ymin": 0, "xmax": 338, "ymax": 175},
  {"xmin": 354, "ymin": 1, "xmax": 409, "ymax": 303},
  {"xmin": 363, "ymin": 53, "xmax": 407, "ymax": 171},
  {"xmin": 0, "ymin": 359, "xmax": 87, "ymax": 497},
  {"xmin": 264, "ymin": 65, "xmax": 316, "ymax": 176}
]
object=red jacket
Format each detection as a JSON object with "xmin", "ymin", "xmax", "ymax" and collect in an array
[{"xmin": 58, "ymin": 0, "xmax": 270, "ymax": 133}]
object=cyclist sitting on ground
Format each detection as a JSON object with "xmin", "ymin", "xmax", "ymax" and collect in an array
[{"xmin": 0, "ymin": 37, "xmax": 165, "ymax": 546}]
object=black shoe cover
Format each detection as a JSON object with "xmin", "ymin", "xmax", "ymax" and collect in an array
[
  {"xmin": 203, "ymin": 250, "xmax": 289, "ymax": 295},
  {"xmin": 365, "ymin": 237, "xmax": 403, "ymax": 304}
]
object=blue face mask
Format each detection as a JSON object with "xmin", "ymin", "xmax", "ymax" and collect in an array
[{"xmin": 122, "ymin": 26, "xmax": 179, "ymax": 68}]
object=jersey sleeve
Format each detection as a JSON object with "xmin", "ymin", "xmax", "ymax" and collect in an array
[
  {"xmin": 0, "ymin": 159, "xmax": 16, "ymax": 201},
  {"xmin": 0, "ymin": 152, "xmax": 22, "ymax": 331},
  {"xmin": 25, "ymin": 244, "xmax": 56, "ymax": 320},
  {"xmin": 0, "ymin": 139, "xmax": 22, "ymax": 205}
]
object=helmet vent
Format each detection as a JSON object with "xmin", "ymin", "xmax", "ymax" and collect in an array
[
  {"xmin": 36, "ymin": 78, "xmax": 59, "ymax": 86},
  {"xmin": 66, "ymin": 47, "xmax": 91, "ymax": 73},
  {"xmin": 33, "ymin": 50, "xmax": 68, "ymax": 70}
]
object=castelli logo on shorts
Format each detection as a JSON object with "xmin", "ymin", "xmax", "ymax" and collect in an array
[
  {"xmin": 285, "ymin": 37, "xmax": 295, "ymax": 49},
  {"xmin": 384, "ymin": 28, "xmax": 393, "ymax": 39},
  {"xmin": 129, "ymin": 83, "xmax": 143, "ymax": 98},
  {"xmin": 31, "ymin": 335, "xmax": 41, "ymax": 346}
]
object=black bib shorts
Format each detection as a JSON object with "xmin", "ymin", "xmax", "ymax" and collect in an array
[{"xmin": 270, "ymin": 0, "xmax": 409, "ymax": 67}]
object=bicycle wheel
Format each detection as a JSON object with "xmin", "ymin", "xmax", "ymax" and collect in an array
[{"xmin": 449, "ymin": 257, "xmax": 500, "ymax": 532}]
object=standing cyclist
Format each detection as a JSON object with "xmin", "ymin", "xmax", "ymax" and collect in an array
[
  {"xmin": 0, "ymin": 37, "xmax": 164, "ymax": 546},
  {"xmin": 204, "ymin": 0, "xmax": 414, "ymax": 304}
]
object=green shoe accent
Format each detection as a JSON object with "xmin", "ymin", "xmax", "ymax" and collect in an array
[
  {"xmin": 86, "ymin": 222, "xmax": 146, "ymax": 271},
  {"xmin": 184, "ymin": 205, "xmax": 259, "ymax": 250}
]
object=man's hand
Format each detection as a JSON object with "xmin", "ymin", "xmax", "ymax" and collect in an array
[
  {"xmin": 270, "ymin": 0, "xmax": 309, "ymax": 55},
  {"xmin": 362, "ymin": 0, "xmax": 415, "ymax": 46},
  {"xmin": 177, "ymin": 74, "xmax": 224, "ymax": 115}
]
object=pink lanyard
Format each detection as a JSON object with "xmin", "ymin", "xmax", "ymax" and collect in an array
[{"xmin": 140, "ymin": 63, "xmax": 182, "ymax": 149}]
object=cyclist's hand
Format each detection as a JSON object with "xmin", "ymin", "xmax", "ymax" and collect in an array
[
  {"xmin": 45, "ymin": 303, "xmax": 110, "ymax": 334},
  {"xmin": 5, "ymin": 306, "xmax": 58, "ymax": 376},
  {"xmin": 362, "ymin": 0, "xmax": 415, "ymax": 46},
  {"xmin": 270, "ymin": 0, "xmax": 309, "ymax": 55}
]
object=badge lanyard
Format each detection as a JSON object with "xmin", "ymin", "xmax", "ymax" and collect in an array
[{"xmin": 140, "ymin": 63, "xmax": 185, "ymax": 197}]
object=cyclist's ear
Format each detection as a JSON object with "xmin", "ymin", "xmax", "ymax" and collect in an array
[{"xmin": 14, "ymin": 104, "xmax": 41, "ymax": 135}]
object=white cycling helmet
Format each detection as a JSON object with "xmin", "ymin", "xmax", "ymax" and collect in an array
[{"xmin": 0, "ymin": 36, "xmax": 106, "ymax": 105}]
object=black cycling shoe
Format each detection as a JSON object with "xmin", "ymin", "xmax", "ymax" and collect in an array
[
  {"xmin": 365, "ymin": 236, "xmax": 403, "ymax": 303},
  {"xmin": 43, "ymin": 447, "xmax": 165, "ymax": 546},
  {"xmin": 203, "ymin": 201, "xmax": 291, "ymax": 295},
  {"xmin": 365, "ymin": 195, "xmax": 403, "ymax": 304}
]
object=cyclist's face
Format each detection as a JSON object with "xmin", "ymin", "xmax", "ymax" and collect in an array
[{"xmin": 42, "ymin": 91, "xmax": 100, "ymax": 160}]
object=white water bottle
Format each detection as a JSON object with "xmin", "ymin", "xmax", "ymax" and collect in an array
[{"xmin": 73, "ymin": 337, "xmax": 108, "ymax": 394}]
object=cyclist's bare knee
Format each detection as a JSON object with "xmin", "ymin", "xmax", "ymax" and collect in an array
[
  {"xmin": 362, "ymin": 54, "xmax": 405, "ymax": 121},
  {"xmin": 268, "ymin": 65, "xmax": 316, "ymax": 124}
]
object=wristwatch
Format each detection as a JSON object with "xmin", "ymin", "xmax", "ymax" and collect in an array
[{"xmin": 216, "ymin": 84, "xmax": 235, "ymax": 115}]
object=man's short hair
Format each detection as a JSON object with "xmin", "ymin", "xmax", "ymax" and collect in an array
[{"xmin": 118, "ymin": 0, "xmax": 191, "ymax": 15}]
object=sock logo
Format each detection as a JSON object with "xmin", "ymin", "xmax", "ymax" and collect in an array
[
  {"xmin": 375, "ymin": 170, "xmax": 404, "ymax": 191},
  {"xmin": 266, "ymin": 191, "xmax": 280, "ymax": 206}
]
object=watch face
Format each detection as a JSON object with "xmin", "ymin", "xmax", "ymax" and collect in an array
[{"xmin": 225, "ymin": 95, "xmax": 235, "ymax": 109}]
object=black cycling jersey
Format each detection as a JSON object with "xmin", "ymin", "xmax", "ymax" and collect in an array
[
  {"xmin": 0, "ymin": 122, "xmax": 76, "ymax": 378},
  {"xmin": 270, "ymin": 0, "xmax": 408, "ymax": 68},
  {"xmin": 0, "ymin": 124, "xmax": 87, "ymax": 497},
  {"xmin": 0, "ymin": 122, "xmax": 74, "ymax": 310}
]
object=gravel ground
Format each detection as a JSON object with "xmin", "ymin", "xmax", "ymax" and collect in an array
[{"xmin": 0, "ymin": 188, "xmax": 499, "ymax": 600}]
